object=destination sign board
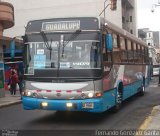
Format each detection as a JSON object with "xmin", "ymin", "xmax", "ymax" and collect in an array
[{"xmin": 42, "ymin": 21, "xmax": 80, "ymax": 32}]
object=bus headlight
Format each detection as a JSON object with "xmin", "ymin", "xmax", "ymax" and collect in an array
[
  {"xmin": 26, "ymin": 91, "xmax": 32, "ymax": 96},
  {"xmin": 22, "ymin": 90, "xmax": 33, "ymax": 97},
  {"xmin": 41, "ymin": 102, "xmax": 48, "ymax": 107},
  {"xmin": 88, "ymin": 93, "xmax": 94, "ymax": 98},
  {"xmin": 66, "ymin": 103, "xmax": 73, "ymax": 108}
]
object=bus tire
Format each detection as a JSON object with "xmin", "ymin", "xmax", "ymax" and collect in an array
[{"xmin": 113, "ymin": 83, "xmax": 123, "ymax": 112}]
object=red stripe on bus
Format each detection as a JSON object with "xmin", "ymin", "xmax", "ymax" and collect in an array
[
  {"xmin": 66, "ymin": 90, "xmax": 72, "ymax": 93},
  {"xmin": 77, "ymin": 90, "xmax": 82, "ymax": 93},
  {"xmin": 56, "ymin": 90, "xmax": 61, "ymax": 92}
]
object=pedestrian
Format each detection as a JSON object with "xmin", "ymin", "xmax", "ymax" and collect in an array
[
  {"xmin": 10, "ymin": 65, "xmax": 17, "ymax": 74},
  {"xmin": 8, "ymin": 70, "xmax": 19, "ymax": 95}
]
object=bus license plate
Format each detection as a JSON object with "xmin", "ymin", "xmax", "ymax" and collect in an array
[{"xmin": 82, "ymin": 102, "xmax": 94, "ymax": 109}]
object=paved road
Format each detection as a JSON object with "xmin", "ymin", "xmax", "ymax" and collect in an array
[{"xmin": 0, "ymin": 77, "xmax": 160, "ymax": 135}]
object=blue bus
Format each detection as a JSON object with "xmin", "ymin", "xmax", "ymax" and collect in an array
[{"xmin": 22, "ymin": 17, "xmax": 150, "ymax": 113}]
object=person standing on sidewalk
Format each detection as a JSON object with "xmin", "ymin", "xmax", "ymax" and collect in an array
[{"xmin": 8, "ymin": 70, "xmax": 19, "ymax": 95}]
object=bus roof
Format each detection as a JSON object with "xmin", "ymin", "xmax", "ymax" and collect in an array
[
  {"xmin": 25, "ymin": 16, "xmax": 147, "ymax": 47},
  {"xmin": 100, "ymin": 17, "xmax": 147, "ymax": 47}
]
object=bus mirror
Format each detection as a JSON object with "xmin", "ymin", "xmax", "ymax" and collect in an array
[
  {"xmin": 22, "ymin": 35, "xmax": 27, "ymax": 43},
  {"xmin": 106, "ymin": 34, "xmax": 113, "ymax": 51}
]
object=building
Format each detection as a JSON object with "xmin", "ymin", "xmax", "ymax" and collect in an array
[
  {"xmin": 0, "ymin": 1, "xmax": 14, "ymax": 97},
  {"xmin": 121, "ymin": 0, "xmax": 137, "ymax": 35},
  {"xmin": 138, "ymin": 28, "xmax": 160, "ymax": 48},
  {"xmin": 138, "ymin": 28, "xmax": 160, "ymax": 65},
  {"xmin": 0, "ymin": 1, "xmax": 23, "ymax": 94},
  {"xmin": 3, "ymin": 0, "xmax": 137, "ymax": 37}
]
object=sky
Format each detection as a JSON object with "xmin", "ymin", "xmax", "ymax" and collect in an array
[{"xmin": 137, "ymin": 0, "xmax": 160, "ymax": 31}]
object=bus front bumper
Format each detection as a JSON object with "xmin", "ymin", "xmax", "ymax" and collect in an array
[{"xmin": 22, "ymin": 97, "xmax": 106, "ymax": 113}]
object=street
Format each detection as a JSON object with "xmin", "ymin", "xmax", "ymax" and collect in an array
[{"xmin": 0, "ymin": 77, "xmax": 160, "ymax": 136}]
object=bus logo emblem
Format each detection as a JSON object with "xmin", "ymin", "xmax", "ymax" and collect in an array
[{"xmin": 56, "ymin": 93, "xmax": 61, "ymax": 97}]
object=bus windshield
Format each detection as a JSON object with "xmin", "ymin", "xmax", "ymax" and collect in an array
[{"xmin": 24, "ymin": 39, "xmax": 101, "ymax": 74}]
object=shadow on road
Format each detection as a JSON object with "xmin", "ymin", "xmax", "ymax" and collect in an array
[
  {"xmin": 29, "ymin": 93, "xmax": 149, "ymax": 127},
  {"xmin": 29, "ymin": 109, "xmax": 114, "ymax": 126}
]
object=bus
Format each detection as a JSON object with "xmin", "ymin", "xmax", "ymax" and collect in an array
[{"xmin": 22, "ymin": 17, "xmax": 150, "ymax": 113}]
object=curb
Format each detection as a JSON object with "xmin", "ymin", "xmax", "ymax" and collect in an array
[
  {"xmin": 0, "ymin": 100, "xmax": 22, "ymax": 109},
  {"xmin": 135, "ymin": 106, "xmax": 160, "ymax": 135}
]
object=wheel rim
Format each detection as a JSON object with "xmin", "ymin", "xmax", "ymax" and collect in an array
[{"xmin": 117, "ymin": 92, "xmax": 122, "ymax": 105}]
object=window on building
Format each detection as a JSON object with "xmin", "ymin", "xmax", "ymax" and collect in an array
[
  {"xmin": 122, "ymin": 17, "xmax": 125, "ymax": 24},
  {"xmin": 130, "ymin": 16, "xmax": 132, "ymax": 22},
  {"xmin": 148, "ymin": 33, "xmax": 151, "ymax": 37}
]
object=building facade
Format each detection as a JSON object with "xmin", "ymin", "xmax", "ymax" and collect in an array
[
  {"xmin": 121, "ymin": 0, "xmax": 137, "ymax": 35},
  {"xmin": 138, "ymin": 28, "xmax": 160, "ymax": 65},
  {"xmin": 0, "ymin": 1, "xmax": 14, "ymax": 97},
  {"xmin": 3, "ymin": 0, "xmax": 137, "ymax": 37}
]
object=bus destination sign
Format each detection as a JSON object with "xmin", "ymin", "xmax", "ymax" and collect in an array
[{"xmin": 42, "ymin": 20, "xmax": 80, "ymax": 32}]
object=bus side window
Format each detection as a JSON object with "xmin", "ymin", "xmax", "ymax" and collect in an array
[
  {"xmin": 112, "ymin": 33, "xmax": 118, "ymax": 48},
  {"xmin": 141, "ymin": 46, "xmax": 145, "ymax": 64},
  {"xmin": 120, "ymin": 37, "xmax": 128, "ymax": 63},
  {"xmin": 133, "ymin": 43, "xmax": 137, "ymax": 63},
  {"xmin": 127, "ymin": 40, "xmax": 133, "ymax": 63},
  {"xmin": 134, "ymin": 44, "xmax": 139, "ymax": 64},
  {"xmin": 144, "ymin": 47, "xmax": 150, "ymax": 64},
  {"xmin": 112, "ymin": 34, "xmax": 121, "ymax": 63},
  {"xmin": 137, "ymin": 44, "xmax": 142, "ymax": 64}
]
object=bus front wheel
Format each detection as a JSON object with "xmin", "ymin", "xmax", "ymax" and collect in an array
[{"xmin": 113, "ymin": 83, "xmax": 123, "ymax": 112}]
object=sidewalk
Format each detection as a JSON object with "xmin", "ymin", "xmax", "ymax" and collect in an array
[
  {"xmin": 138, "ymin": 106, "xmax": 160, "ymax": 130},
  {"xmin": 138, "ymin": 82, "xmax": 160, "ymax": 135},
  {"xmin": 0, "ymin": 90, "xmax": 22, "ymax": 108},
  {"xmin": 146, "ymin": 105, "xmax": 160, "ymax": 130}
]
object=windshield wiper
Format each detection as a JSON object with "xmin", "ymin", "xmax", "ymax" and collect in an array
[
  {"xmin": 61, "ymin": 29, "xmax": 81, "ymax": 57},
  {"xmin": 40, "ymin": 31, "xmax": 53, "ymax": 59}
]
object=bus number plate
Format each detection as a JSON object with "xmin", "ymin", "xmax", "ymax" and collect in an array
[{"xmin": 82, "ymin": 102, "xmax": 94, "ymax": 109}]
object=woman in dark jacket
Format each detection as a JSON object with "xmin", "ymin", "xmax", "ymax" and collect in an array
[{"xmin": 8, "ymin": 71, "xmax": 19, "ymax": 95}]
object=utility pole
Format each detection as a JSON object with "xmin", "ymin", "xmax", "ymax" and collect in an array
[
  {"xmin": 104, "ymin": 0, "xmax": 107, "ymax": 19},
  {"xmin": 99, "ymin": 0, "xmax": 117, "ymax": 17}
]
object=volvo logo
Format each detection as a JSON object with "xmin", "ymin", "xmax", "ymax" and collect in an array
[{"xmin": 56, "ymin": 93, "xmax": 61, "ymax": 97}]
